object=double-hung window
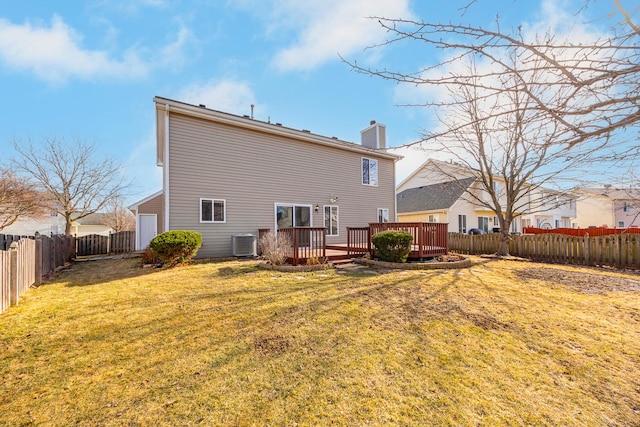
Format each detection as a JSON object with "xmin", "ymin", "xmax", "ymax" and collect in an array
[
  {"xmin": 377, "ymin": 208, "xmax": 389, "ymax": 223},
  {"xmin": 458, "ymin": 214, "xmax": 467, "ymax": 234},
  {"xmin": 362, "ymin": 158, "xmax": 378, "ymax": 186},
  {"xmin": 324, "ymin": 205, "xmax": 339, "ymax": 236},
  {"xmin": 200, "ymin": 198, "xmax": 226, "ymax": 223}
]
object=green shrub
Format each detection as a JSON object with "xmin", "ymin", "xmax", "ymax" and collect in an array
[
  {"xmin": 149, "ymin": 230, "xmax": 202, "ymax": 265},
  {"xmin": 371, "ymin": 230, "xmax": 413, "ymax": 263}
]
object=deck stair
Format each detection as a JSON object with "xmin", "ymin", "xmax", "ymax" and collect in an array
[{"xmin": 331, "ymin": 258, "xmax": 359, "ymax": 269}]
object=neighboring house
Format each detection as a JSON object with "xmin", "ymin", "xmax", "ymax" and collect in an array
[
  {"xmin": 1, "ymin": 211, "xmax": 65, "ymax": 236},
  {"xmin": 2, "ymin": 212, "xmax": 117, "ymax": 237},
  {"xmin": 396, "ymin": 159, "xmax": 576, "ymax": 233},
  {"xmin": 71, "ymin": 213, "xmax": 115, "ymax": 237},
  {"xmin": 574, "ymin": 187, "xmax": 640, "ymax": 228},
  {"xmin": 131, "ymin": 97, "xmax": 400, "ymax": 256}
]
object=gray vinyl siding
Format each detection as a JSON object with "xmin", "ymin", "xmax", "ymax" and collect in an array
[
  {"xmin": 167, "ymin": 112, "xmax": 396, "ymax": 258},
  {"xmin": 138, "ymin": 193, "xmax": 164, "ymax": 234}
]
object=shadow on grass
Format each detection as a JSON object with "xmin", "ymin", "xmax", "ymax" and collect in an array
[{"xmin": 52, "ymin": 258, "xmax": 163, "ymax": 287}]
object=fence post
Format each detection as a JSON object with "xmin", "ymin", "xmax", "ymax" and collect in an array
[
  {"xmin": 9, "ymin": 241, "xmax": 18, "ymax": 306},
  {"xmin": 35, "ymin": 238, "xmax": 42, "ymax": 285}
]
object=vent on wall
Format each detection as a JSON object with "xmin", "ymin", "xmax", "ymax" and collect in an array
[{"xmin": 232, "ymin": 234, "xmax": 257, "ymax": 257}]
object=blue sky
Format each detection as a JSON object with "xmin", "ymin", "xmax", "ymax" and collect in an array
[{"xmin": 0, "ymin": 0, "xmax": 622, "ymax": 203}]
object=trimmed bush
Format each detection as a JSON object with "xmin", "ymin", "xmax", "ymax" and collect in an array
[
  {"xmin": 371, "ymin": 230, "xmax": 413, "ymax": 263},
  {"xmin": 149, "ymin": 230, "xmax": 202, "ymax": 265}
]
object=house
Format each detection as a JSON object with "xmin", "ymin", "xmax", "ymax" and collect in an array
[
  {"xmin": 131, "ymin": 97, "xmax": 401, "ymax": 257},
  {"xmin": 2, "ymin": 212, "xmax": 115, "ymax": 237},
  {"xmin": 70, "ymin": 213, "xmax": 115, "ymax": 237},
  {"xmin": 0, "ymin": 212, "xmax": 65, "ymax": 236},
  {"xmin": 396, "ymin": 159, "xmax": 576, "ymax": 233},
  {"xmin": 574, "ymin": 187, "xmax": 640, "ymax": 229}
]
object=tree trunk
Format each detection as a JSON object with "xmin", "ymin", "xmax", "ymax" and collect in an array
[
  {"xmin": 65, "ymin": 216, "xmax": 72, "ymax": 236},
  {"xmin": 496, "ymin": 224, "xmax": 511, "ymax": 256}
]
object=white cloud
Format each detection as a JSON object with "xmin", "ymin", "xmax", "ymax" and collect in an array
[
  {"xmin": 157, "ymin": 26, "xmax": 198, "ymax": 69},
  {"xmin": 177, "ymin": 80, "xmax": 258, "ymax": 116},
  {"xmin": 0, "ymin": 15, "xmax": 148, "ymax": 83},
  {"xmin": 268, "ymin": 0, "xmax": 414, "ymax": 72}
]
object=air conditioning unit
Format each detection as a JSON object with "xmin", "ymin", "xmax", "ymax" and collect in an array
[{"xmin": 232, "ymin": 234, "xmax": 257, "ymax": 257}]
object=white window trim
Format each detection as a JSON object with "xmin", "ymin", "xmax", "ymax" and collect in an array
[
  {"xmin": 458, "ymin": 214, "xmax": 467, "ymax": 234},
  {"xmin": 274, "ymin": 203, "xmax": 313, "ymax": 231},
  {"xmin": 323, "ymin": 205, "xmax": 339, "ymax": 236},
  {"xmin": 361, "ymin": 157, "xmax": 378, "ymax": 187},
  {"xmin": 377, "ymin": 208, "xmax": 389, "ymax": 223},
  {"xmin": 200, "ymin": 198, "xmax": 226, "ymax": 223}
]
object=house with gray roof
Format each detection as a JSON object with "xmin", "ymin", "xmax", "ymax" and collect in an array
[{"xmin": 397, "ymin": 159, "xmax": 576, "ymax": 233}]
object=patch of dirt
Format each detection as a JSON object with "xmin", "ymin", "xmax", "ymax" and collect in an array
[
  {"xmin": 425, "ymin": 302, "xmax": 511, "ymax": 331},
  {"xmin": 254, "ymin": 335, "xmax": 290, "ymax": 355},
  {"xmin": 515, "ymin": 268, "xmax": 640, "ymax": 294}
]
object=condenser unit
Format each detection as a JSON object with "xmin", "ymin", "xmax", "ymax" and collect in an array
[{"xmin": 232, "ymin": 234, "xmax": 257, "ymax": 257}]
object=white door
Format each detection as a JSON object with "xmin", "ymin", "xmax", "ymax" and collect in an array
[{"xmin": 138, "ymin": 214, "xmax": 157, "ymax": 250}]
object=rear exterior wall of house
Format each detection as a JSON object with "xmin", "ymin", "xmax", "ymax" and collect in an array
[{"xmin": 166, "ymin": 112, "xmax": 397, "ymax": 258}]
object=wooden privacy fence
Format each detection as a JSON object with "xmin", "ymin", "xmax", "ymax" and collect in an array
[
  {"xmin": 76, "ymin": 231, "xmax": 135, "ymax": 256},
  {"xmin": 449, "ymin": 232, "xmax": 640, "ymax": 269},
  {"xmin": 523, "ymin": 226, "xmax": 640, "ymax": 237},
  {"xmin": 1, "ymin": 235, "xmax": 75, "ymax": 314}
]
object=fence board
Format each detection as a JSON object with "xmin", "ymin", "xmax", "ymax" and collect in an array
[{"xmin": 110, "ymin": 231, "xmax": 135, "ymax": 254}]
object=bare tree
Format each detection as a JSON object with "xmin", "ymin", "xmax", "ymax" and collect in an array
[
  {"xmin": 13, "ymin": 137, "xmax": 133, "ymax": 235},
  {"xmin": 412, "ymin": 55, "xmax": 608, "ymax": 255},
  {"xmin": 345, "ymin": 1, "xmax": 639, "ymax": 255},
  {"xmin": 350, "ymin": 1, "xmax": 639, "ymax": 150},
  {"xmin": 103, "ymin": 197, "xmax": 136, "ymax": 232},
  {"xmin": 0, "ymin": 168, "xmax": 49, "ymax": 231}
]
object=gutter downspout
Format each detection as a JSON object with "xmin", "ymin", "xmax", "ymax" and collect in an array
[
  {"xmin": 164, "ymin": 103, "xmax": 170, "ymax": 232},
  {"xmin": 393, "ymin": 158, "xmax": 399, "ymax": 222}
]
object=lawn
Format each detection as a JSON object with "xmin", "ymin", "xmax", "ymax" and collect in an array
[{"xmin": 1, "ymin": 257, "xmax": 639, "ymax": 426}]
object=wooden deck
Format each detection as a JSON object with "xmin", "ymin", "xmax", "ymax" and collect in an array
[{"xmin": 276, "ymin": 223, "xmax": 449, "ymax": 266}]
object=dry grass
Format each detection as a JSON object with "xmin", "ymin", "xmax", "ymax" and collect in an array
[{"xmin": 1, "ymin": 257, "xmax": 639, "ymax": 426}]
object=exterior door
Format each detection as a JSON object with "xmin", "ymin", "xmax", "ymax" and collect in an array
[
  {"xmin": 275, "ymin": 204, "xmax": 312, "ymax": 246},
  {"xmin": 138, "ymin": 214, "xmax": 157, "ymax": 250},
  {"xmin": 275, "ymin": 204, "xmax": 311, "ymax": 229}
]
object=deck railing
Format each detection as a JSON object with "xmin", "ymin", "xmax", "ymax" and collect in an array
[
  {"xmin": 346, "ymin": 227, "xmax": 370, "ymax": 255},
  {"xmin": 273, "ymin": 222, "xmax": 448, "ymax": 265},
  {"xmin": 277, "ymin": 227, "xmax": 326, "ymax": 266},
  {"xmin": 369, "ymin": 222, "xmax": 449, "ymax": 258}
]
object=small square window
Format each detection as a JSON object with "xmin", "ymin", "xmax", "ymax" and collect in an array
[{"xmin": 200, "ymin": 198, "xmax": 226, "ymax": 223}]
